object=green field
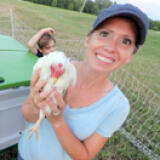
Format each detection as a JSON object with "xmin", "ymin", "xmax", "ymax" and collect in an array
[{"xmin": 0, "ymin": 0, "xmax": 159, "ymax": 159}]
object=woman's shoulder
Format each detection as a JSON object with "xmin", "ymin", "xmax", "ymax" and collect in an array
[
  {"xmin": 114, "ymin": 85, "xmax": 129, "ymax": 102},
  {"xmin": 103, "ymin": 84, "xmax": 129, "ymax": 108}
]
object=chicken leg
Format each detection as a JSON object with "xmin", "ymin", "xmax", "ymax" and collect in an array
[
  {"xmin": 26, "ymin": 109, "xmax": 45, "ymax": 140},
  {"xmin": 26, "ymin": 78, "xmax": 58, "ymax": 140}
]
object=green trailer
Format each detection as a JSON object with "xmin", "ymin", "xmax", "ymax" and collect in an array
[{"xmin": 0, "ymin": 35, "xmax": 37, "ymax": 150}]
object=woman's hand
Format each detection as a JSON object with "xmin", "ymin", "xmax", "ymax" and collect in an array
[
  {"xmin": 29, "ymin": 69, "xmax": 66, "ymax": 125},
  {"xmin": 44, "ymin": 89, "xmax": 66, "ymax": 126},
  {"xmin": 40, "ymin": 27, "xmax": 55, "ymax": 36},
  {"xmin": 29, "ymin": 70, "xmax": 50, "ymax": 113},
  {"xmin": 21, "ymin": 70, "xmax": 51, "ymax": 122}
]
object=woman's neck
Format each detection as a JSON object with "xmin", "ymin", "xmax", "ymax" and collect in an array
[{"xmin": 74, "ymin": 60, "xmax": 111, "ymax": 89}]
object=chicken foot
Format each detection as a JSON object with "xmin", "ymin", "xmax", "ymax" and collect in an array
[{"xmin": 25, "ymin": 109, "xmax": 45, "ymax": 140}]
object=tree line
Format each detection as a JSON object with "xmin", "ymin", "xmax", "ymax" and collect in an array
[
  {"xmin": 149, "ymin": 19, "xmax": 160, "ymax": 31},
  {"xmin": 23, "ymin": 0, "xmax": 113, "ymax": 15},
  {"xmin": 23, "ymin": 0, "xmax": 160, "ymax": 31}
]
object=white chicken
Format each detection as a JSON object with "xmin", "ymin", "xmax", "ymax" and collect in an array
[{"xmin": 26, "ymin": 51, "xmax": 77, "ymax": 140}]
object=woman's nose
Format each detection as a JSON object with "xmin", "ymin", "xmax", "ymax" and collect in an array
[{"xmin": 104, "ymin": 39, "xmax": 117, "ymax": 53}]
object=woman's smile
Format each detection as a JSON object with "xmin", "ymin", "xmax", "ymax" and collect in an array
[{"xmin": 95, "ymin": 52, "xmax": 115, "ymax": 64}]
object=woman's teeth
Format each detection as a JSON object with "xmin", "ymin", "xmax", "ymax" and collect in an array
[{"xmin": 97, "ymin": 55, "xmax": 113, "ymax": 63}]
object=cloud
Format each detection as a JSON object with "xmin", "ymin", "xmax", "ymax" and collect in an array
[
  {"xmin": 111, "ymin": 0, "xmax": 160, "ymax": 20},
  {"xmin": 142, "ymin": 0, "xmax": 160, "ymax": 6}
]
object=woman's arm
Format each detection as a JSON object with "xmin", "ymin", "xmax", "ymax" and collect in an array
[
  {"xmin": 21, "ymin": 70, "xmax": 49, "ymax": 122},
  {"xmin": 21, "ymin": 96, "xmax": 40, "ymax": 122},
  {"xmin": 24, "ymin": 71, "xmax": 108, "ymax": 159},
  {"xmin": 53, "ymin": 118, "xmax": 108, "ymax": 160},
  {"xmin": 28, "ymin": 27, "xmax": 55, "ymax": 54},
  {"xmin": 46, "ymin": 92, "xmax": 108, "ymax": 160}
]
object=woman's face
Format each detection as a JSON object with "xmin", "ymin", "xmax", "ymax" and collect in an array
[{"xmin": 85, "ymin": 17, "xmax": 136, "ymax": 74}]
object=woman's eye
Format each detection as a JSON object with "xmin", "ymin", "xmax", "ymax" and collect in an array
[
  {"xmin": 122, "ymin": 38, "xmax": 132, "ymax": 45},
  {"xmin": 100, "ymin": 31, "xmax": 109, "ymax": 37}
]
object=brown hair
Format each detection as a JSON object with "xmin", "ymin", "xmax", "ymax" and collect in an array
[{"xmin": 38, "ymin": 33, "xmax": 56, "ymax": 49}]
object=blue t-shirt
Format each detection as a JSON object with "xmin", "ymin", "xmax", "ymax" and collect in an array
[{"xmin": 18, "ymin": 85, "xmax": 130, "ymax": 160}]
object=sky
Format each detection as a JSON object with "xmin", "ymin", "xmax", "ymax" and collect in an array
[{"xmin": 110, "ymin": 0, "xmax": 160, "ymax": 21}]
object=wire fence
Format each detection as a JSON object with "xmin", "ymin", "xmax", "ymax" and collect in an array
[
  {"xmin": 0, "ymin": 8, "xmax": 160, "ymax": 160},
  {"xmin": 0, "ymin": 9, "xmax": 12, "ymax": 36},
  {"xmin": 111, "ymin": 68, "xmax": 160, "ymax": 160}
]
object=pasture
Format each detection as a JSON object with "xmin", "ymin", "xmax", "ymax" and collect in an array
[{"xmin": 0, "ymin": 0, "xmax": 159, "ymax": 159}]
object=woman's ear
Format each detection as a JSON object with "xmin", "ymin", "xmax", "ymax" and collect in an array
[{"xmin": 84, "ymin": 37, "xmax": 89, "ymax": 48}]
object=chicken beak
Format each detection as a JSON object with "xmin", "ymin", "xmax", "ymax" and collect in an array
[{"xmin": 53, "ymin": 77, "xmax": 58, "ymax": 84}]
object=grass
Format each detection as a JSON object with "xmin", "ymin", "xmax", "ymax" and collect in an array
[
  {"xmin": 94, "ymin": 132, "xmax": 150, "ymax": 160},
  {"xmin": 0, "ymin": 0, "xmax": 160, "ymax": 159},
  {"xmin": 4, "ymin": 0, "xmax": 95, "ymax": 39},
  {"xmin": 123, "ymin": 29, "xmax": 160, "ymax": 95}
]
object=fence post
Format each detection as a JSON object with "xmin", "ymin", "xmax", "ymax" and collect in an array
[{"xmin": 10, "ymin": 8, "xmax": 14, "ymax": 38}]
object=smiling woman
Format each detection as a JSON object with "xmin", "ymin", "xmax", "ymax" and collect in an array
[
  {"xmin": 18, "ymin": 3, "xmax": 149, "ymax": 160},
  {"xmin": 85, "ymin": 17, "xmax": 138, "ymax": 74}
]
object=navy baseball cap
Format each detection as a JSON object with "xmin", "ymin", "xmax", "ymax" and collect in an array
[{"xmin": 91, "ymin": 3, "xmax": 149, "ymax": 45}]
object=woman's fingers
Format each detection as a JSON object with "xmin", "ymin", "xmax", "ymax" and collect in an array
[
  {"xmin": 31, "ymin": 80, "xmax": 46, "ymax": 105},
  {"xmin": 30, "ymin": 69, "xmax": 41, "ymax": 88},
  {"xmin": 54, "ymin": 92, "xmax": 65, "ymax": 110},
  {"xmin": 31, "ymin": 69, "xmax": 47, "ymax": 93},
  {"xmin": 43, "ymin": 93, "xmax": 65, "ymax": 118},
  {"xmin": 40, "ymin": 104, "xmax": 50, "ymax": 117},
  {"xmin": 30, "ymin": 69, "xmax": 49, "ymax": 107},
  {"xmin": 39, "ymin": 88, "xmax": 53, "ymax": 99},
  {"xmin": 33, "ymin": 94, "xmax": 40, "ymax": 104},
  {"xmin": 39, "ymin": 98, "xmax": 58, "ymax": 117},
  {"xmin": 47, "ymin": 98, "xmax": 60, "ymax": 114},
  {"xmin": 33, "ymin": 85, "xmax": 66, "ymax": 118},
  {"xmin": 34, "ymin": 79, "xmax": 46, "ymax": 93}
]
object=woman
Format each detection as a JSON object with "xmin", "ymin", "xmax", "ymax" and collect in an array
[
  {"xmin": 28, "ymin": 27, "xmax": 56, "ymax": 57},
  {"xmin": 18, "ymin": 3, "xmax": 149, "ymax": 160}
]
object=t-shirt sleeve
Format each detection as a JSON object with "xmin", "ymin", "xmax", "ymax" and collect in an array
[{"xmin": 96, "ymin": 102, "xmax": 130, "ymax": 138}]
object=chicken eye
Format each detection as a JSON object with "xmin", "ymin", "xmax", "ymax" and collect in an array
[
  {"xmin": 100, "ymin": 31, "xmax": 109, "ymax": 37},
  {"xmin": 122, "ymin": 38, "xmax": 132, "ymax": 45}
]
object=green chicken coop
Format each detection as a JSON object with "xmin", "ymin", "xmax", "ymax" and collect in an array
[{"xmin": 0, "ymin": 34, "xmax": 37, "ymax": 150}]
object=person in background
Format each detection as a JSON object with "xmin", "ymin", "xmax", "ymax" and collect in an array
[
  {"xmin": 28, "ymin": 27, "xmax": 56, "ymax": 57},
  {"xmin": 18, "ymin": 3, "xmax": 149, "ymax": 160}
]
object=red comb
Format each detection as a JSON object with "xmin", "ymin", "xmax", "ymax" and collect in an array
[
  {"xmin": 58, "ymin": 63, "xmax": 63, "ymax": 68},
  {"xmin": 55, "ymin": 70, "xmax": 65, "ymax": 78},
  {"xmin": 50, "ymin": 64, "xmax": 65, "ymax": 79},
  {"xmin": 51, "ymin": 65, "xmax": 56, "ymax": 77}
]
